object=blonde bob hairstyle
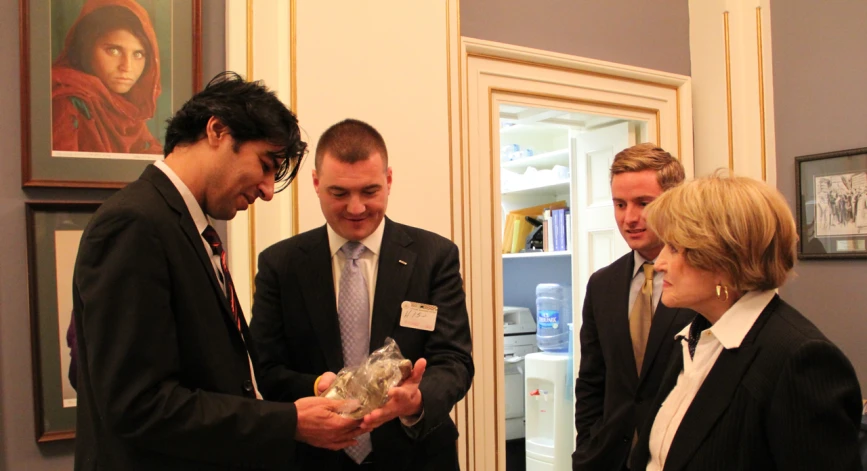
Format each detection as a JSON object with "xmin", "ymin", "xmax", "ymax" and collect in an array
[{"xmin": 644, "ymin": 172, "xmax": 798, "ymax": 292}]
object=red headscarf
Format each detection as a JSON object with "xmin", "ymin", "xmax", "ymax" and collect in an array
[{"xmin": 51, "ymin": 0, "xmax": 163, "ymax": 154}]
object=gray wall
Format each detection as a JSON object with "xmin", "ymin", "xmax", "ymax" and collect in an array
[
  {"xmin": 0, "ymin": 2, "xmax": 224, "ymax": 469},
  {"xmin": 460, "ymin": 0, "xmax": 691, "ymax": 76},
  {"xmin": 771, "ymin": 0, "xmax": 867, "ymax": 392}
]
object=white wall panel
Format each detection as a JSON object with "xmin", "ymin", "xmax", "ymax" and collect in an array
[
  {"xmin": 295, "ymin": 1, "xmax": 454, "ymax": 239},
  {"xmin": 689, "ymin": 0, "xmax": 777, "ymax": 184}
]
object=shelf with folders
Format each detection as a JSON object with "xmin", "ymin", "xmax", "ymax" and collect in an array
[{"xmin": 502, "ymin": 201, "xmax": 571, "ymax": 255}]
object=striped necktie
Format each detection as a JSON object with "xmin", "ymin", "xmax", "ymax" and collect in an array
[{"xmin": 202, "ymin": 225, "xmax": 242, "ymax": 332}]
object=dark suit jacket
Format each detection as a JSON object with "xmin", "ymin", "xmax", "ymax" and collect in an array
[
  {"xmin": 250, "ymin": 218, "xmax": 474, "ymax": 471},
  {"xmin": 573, "ymin": 251, "xmax": 695, "ymax": 471},
  {"xmin": 631, "ymin": 295, "xmax": 862, "ymax": 471},
  {"xmin": 73, "ymin": 165, "xmax": 299, "ymax": 471}
]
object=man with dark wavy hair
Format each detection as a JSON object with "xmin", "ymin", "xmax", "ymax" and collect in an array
[{"xmin": 72, "ymin": 72, "xmax": 362, "ymax": 471}]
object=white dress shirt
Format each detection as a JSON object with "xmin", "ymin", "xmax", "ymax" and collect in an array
[
  {"xmin": 153, "ymin": 160, "xmax": 262, "ymax": 399},
  {"xmin": 645, "ymin": 289, "xmax": 776, "ymax": 471},
  {"xmin": 326, "ymin": 219, "xmax": 385, "ymax": 326}
]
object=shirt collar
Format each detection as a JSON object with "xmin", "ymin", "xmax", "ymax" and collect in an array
[
  {"xmin": 632, "ymin": 251, "xmax": 657, "ymax": 279},
  {"xmin": 673, "ymin": 289, "xmax": 776, "ymax": 349},
  {"xmin": 154, "ymin": 160, "xmax": 210, "ymax": 235},
  {"xmin": 710, "ymin": 290, "xmax": 776, "ymax": 349},
  {"xmin": 327, "ymin": 218, "xmax": 386, "ymax": 258}
]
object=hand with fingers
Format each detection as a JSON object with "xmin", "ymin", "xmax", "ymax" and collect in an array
[
  {"xmin": 315, "ymin": 371, "xmax": 338, "ymax": 395},
  {"xmin": 293, "ymin": 396, "xmax": 364, "ymax": 450},
  {"xmin": 360, "ymin": 358, "xmax": 427, "ymax": 432}
]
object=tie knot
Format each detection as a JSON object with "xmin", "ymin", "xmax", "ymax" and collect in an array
[
  {"xmin": 642, "ymin": 262, "xmax": 655, "ymax": 279},
  {"xmin": 641, "ymin": 262, "xmax": 654, "ymax": 295},
  {"xmin": 202, "ymin": 225, "xmax": 223, "ymax": 255},
  {"xmin": 341, "ymin": 241, "xmax": 366, "ymax": 260}
]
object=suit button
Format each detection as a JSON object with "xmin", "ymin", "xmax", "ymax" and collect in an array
[{"xmin": 243, "ymin": 380, "xmax": 253, "ymax": 393}]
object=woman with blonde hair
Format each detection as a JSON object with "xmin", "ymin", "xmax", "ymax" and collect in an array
[{"xmin": 630, "ymin": 172, "xmax": 862, "ymax": 471}]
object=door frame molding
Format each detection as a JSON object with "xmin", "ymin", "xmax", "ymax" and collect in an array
[{"xmin": 450, "ymin": 37, "xmax": 693, "ymax": 470}]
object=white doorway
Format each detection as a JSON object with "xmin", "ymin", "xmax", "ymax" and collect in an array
[
  {"xmin": 452, "ymin": 38, "xmax": 693, "ymax": 471},
  {"xmin": 497, "ymin": 104, "xmax": 649, "ymax": 471}
]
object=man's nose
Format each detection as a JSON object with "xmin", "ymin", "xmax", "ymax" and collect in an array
[
  {"xmin": 624, "ymin": 204, "xmax": 642, "ymax": 223},
  {"xmin": 258, "ymin": 179, "xmax": 275, "ymax": 202},
  {"xmin": 346, "ymin": 194, "xmax": 365, "ymax": 214}
]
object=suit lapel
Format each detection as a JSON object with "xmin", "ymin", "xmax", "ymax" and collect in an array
[
  {"xmin": 369, "ymin": 219, "xmax": 415, "ymax": 351},
  {"xmin": 663, "ymin": 345, "xmax": 758, "ymax": 471},
  {"xmin": 610, "ymin": 254, "xmax": 640, "ymax": 382},
  {"xmin": 639, "ymin": 302, "xmax": 681, "ymax": 380},
  {"xmin": 144, "ymin": 166, "xmax": 244, "ymax": 345},
  {"xmin": 297, "ymin": 227, "xmax": 345, "ymax": 372}
]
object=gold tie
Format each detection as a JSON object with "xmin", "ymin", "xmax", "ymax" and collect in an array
[{"xmin": 629, "ymin": 262, "xmax": 655, "ymax": 374}]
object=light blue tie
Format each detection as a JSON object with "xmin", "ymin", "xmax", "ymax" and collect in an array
[{"xmin": 338, "ymin": 241, "xmax": 372, "ymax": 463}]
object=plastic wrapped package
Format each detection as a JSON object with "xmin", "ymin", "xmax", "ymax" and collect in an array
[{"xmin": 321, "ymin": 337, "xmax": 413, "ymax": 419}]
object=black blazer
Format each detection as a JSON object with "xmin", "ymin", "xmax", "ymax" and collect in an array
[
  {"xmin": 250, "ymin": 218, "xmax": 474, "ymax": 471},
  {"xmin": 73, "ymin": 166, "xmax": 300, "ymax": 471},
  {"xmin": 631, "ymin": 295, "xmax": 862, "ymax": 471},
  {"xmin": 573, "ymin": 252, "xmax": 695, "ymax": 471}
]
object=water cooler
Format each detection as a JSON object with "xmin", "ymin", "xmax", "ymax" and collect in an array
[{"xmin": 524, "ymin": 352, "xmax": 572, "ymax": 471}]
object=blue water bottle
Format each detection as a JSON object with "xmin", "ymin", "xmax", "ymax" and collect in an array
[{"xmin": 535, "ymin": 283, "xmax": 571, "ymax": 352}]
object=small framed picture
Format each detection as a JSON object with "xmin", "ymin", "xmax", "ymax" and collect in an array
[
  {"xmin": 26, "ymin": 201, "xmax": 101, "ymax": 441},
  {"xmin": 20, "ymin": 0, "xmax": 201, "ymax": 188},
  {"xmin": 795, "ymin": 147, "xmax": 867, "ymax": 259}
]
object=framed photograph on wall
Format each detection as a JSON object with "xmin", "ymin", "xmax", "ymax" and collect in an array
[
  {"xmin": 20, "ymin": 0, "xmax": 201, "ymax": 188},
  {"xmin": 26, "ymin": 201, "xmax": 100, "ymax": 442},
  {"xmin": 795, "ymin": 147, "xmax": 867, "ymax": 259}
]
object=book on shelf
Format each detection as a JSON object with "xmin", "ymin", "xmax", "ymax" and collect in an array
[
  {"xmin": 545, "ymin": 208, "xmax": 553, "ymax": 251},
  {"xmin": 503, "ymin": 200, "xmax": 567, "ymax": 254},
  {"xmin": 552, "ymin": 208, "xmax": 566, "ymax": 251},
  {"xmin": 565, "ymin": 209, "xmax": 572, "ymax": 252}
]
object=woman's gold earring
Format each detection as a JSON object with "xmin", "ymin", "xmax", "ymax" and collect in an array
[
  {"xmin": 723, "ymin": 286, "xmax": 729, "ymax": 301},
  {"xmin": 716, "ymin": 284, "xmax": 722, "ymax": 299},
  {"xmin": 716, "ymin": 284, "xmax": 729, "ymax": 301}
]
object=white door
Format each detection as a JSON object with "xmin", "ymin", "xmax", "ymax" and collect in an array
[{"xmin": 572, "ymin": 121, "xmax": 633, "ymax": 310}]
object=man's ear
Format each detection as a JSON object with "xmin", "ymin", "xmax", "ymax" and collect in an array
[
  {"xmin": 312, "ymin": 168, "xmax": 320, "ymax": 193},
  {"xmin": 205, "ymin": 117, "xmax": 230, "ymax": 147},
  {"xmin": 386, "ymin": 167, "xmax": 393, "ymax": 193}
]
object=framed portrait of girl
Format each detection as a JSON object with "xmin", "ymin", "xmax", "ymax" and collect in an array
[{"xmin": 21, "ymin": 0, "xmax": 201, "ymax": 188}]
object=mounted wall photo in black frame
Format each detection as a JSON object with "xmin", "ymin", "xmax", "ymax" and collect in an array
[{"xmin": 795, "ymin": 147, "xmax": 867, "ymax": 259}]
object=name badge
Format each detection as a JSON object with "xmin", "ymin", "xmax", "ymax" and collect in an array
[{"xmin": 400, "ymin": 301, "xmax": 438, "ymax": 331}]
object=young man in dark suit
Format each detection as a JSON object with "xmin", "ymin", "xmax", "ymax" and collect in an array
[
  {"xmin": 250, "ymin": 119, "xmax": 474, "ymax": 471},
  {"xmin": 572, "ymin": 144, "xmax": 696, "ymax": 471},
  {"xmin": 72, "ymin": 72, "xmax": 362, "ymax": 471}
]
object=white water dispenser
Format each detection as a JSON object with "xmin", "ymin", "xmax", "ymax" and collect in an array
[{"xmin": 524, "ymin": 352, "xmax": 572, "ymax": 471}]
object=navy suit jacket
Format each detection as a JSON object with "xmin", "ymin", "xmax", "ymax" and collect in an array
[{"xmin": 250, "ymin": 217, "xmax": 474, "ymax": 471}]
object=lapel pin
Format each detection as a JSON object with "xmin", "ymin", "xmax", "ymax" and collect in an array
[{"xmin": 398, "ymin": 260, "xmax": 407, "ymax": 265}]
